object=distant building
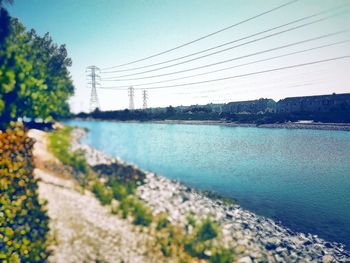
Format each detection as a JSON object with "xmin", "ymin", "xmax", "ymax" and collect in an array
[
  {"xmin": 222, "ymin": 98, "xmax": 276, "ymax": 114},
  {"xmin": 276, "ymin": 93, "xmax": 350, "ymax": 113},
  {"xmin": 206, "ymin": 103, "xmax": 224, "ymax": 113}
]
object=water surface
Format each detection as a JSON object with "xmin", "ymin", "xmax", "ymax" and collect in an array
[{"xmin": 66, "ymin": 119, "xmax": 350, "ymax": 247}]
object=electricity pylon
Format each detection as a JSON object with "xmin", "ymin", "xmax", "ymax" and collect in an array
[
  {"xmin": 142, "ymin": 90, "xmax": 148, "ymax": 109},
  {"xmin": 128, "ymin": 86, "xmax": 135, "ymax": 110},
  {"xmin": 86, "ymin": 65, "xmax": 101, "ymax": 112}
]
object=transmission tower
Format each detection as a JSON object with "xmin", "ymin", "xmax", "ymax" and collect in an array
[
  {"xmin": 128, "ymin": 86, "xmax": 135, "ymax": 110},
  {"xmin": 86, "ymin": 65, "xmax": 101, "ymax": 112},
  {"xmin": 142, "ymin": 90, "xmax": 148, "ymax": 109}
]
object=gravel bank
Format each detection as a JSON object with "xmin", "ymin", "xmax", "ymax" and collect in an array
[
  {"xmin": 29, "ymin": 129, "xmax": 166, "ymax": 263},
  {"xmin": 71, "ymin": 128, "xmax": 350, "ymax": 263}
]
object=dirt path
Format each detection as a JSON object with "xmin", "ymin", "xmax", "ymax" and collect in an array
[{"xmin": 28, "ymin": 129, "xmax": 162, "ymax": 263}]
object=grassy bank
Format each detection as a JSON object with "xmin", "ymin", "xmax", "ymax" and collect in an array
[{"xmin": 47, "ymin": 126, "xmax": 235, "ymax": 262}]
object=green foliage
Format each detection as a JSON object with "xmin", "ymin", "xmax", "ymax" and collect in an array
[
  {"xmin": 111, "ymin": 182, "xmax": 128, "ymax": 200},
  {"xmin": 156, "ymin": 224, "xmax": 183, "ymax": 258},
  {"xmin": 186, "ymin": 214, "xmax": 196, "ymax": 228},
  {"xmin": 156, "ymin": 213, "xmax": 170, "ymax": 231},
  {"xmin": 209, "ymin": 247, "xmax": 234, "ymax": 263},
  {"xmin": 0, "ymin": 122, "xmax": 49, "ymax": 262},
  {"xmin": 118, "ymin": 196, "xmax": 153, "ymax": 226},
  {"xmin": 184, "ymin": 239, "xmax": 210, "ymax": 259},
  {"xmin": 195, "ymin": 218, "xmax": 218, "ymax": 241},
  {"xmin": 92, "ymin": 181, "xmax": 113, "ymax": 206},
  {"xmin": 110, "ymin": 180, "xmax": 135, "ymax": 201},
  {"xmin": 132, "ymin": 200, "xmax": 153, "ymax": 226},
  {"xmin": 0, "ymin": 1, "xmax": 11, "ymax": 44},
  {"xmin": 119, "ymin": 196, "xmax": 135, "ymax": 219},
  {"xmin": 184, "ymin": 218, "xmax": 219, "ymax": 259},
  {"xmin": 0, "ymin": 17, "xmax": 74, "ymax": 128},
  {"xmin": 48, "ymin": 127, "xmax": 89, "ymax": 174}
]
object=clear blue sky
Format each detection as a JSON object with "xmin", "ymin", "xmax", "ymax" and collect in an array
[{"xmin": 8, "ymin": 0, "xmax": 350, "ymax": 112}]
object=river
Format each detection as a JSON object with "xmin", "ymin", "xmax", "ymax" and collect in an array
[{"xmin": 66, "ymin": 119, "xmax": 350, "ymax": 248}]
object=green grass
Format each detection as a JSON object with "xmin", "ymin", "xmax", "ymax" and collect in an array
[
  {"xmin": 156, "ymin": 213, "xmax": 170, "ymax": 231},
  {"xmin": 209, "ymin": 247, "xmax": 234, "ymax": 263},
  {"xmin": 92, "ymin": 181, "xmax": 113, "ymax": 205},
  {"xmin": 110, "ymin": 180, "xmax": 136, "ymax": 201},
  {"xmin": 48, "ymin": 126, "xmax": 89, "ymax": 174},
  {"xmin": 118, "ymin": 196, "xmax": 153, "ymax": 226}
]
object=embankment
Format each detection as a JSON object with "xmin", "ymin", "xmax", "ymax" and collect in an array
[{"xmin": 71, "ymin": 128, "xmax": 350, "ymax": 263}]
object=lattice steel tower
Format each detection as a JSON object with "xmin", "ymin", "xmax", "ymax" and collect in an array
[
  {"xmin": 128, "ymin": 86, "xmax": 135, "ymax": 110},
  {"xmin": 86, "ymin": 65, "xmax": 101, "ymax": 112},
  {"xmin": 142, "ymin": 90, "xmax": 148, "ymax": 109}
]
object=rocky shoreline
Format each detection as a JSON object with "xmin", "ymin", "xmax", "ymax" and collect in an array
[
  {"xmin": 71, "ymin": 128, "xmax": 350, "ymax": 262},
  {"xmin": 73, "ymin": 118, "xmax": 350, "ymax": 132}
]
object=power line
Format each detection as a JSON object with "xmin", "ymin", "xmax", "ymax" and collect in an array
[
  {"xmin": 101, "ymin": 0, "xmax": 298, "ymax": 70},
  {"xmin": 101, "ymin": 10, "xmax": 349, "ymax": 78},
  {"xmin": 99, "ymin": 55, "xmax": 350, "ymax": 91},
  {"xmin": 101, "ymin": 2, "xmax": 350, "ymax": 74},
  {"xmin": 100, "ymin": 31, "xmax": 350, "ymax": 88}
]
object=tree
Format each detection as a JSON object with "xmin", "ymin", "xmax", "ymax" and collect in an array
[
  {"xmin": 0, "ymin": 18, "xmax": 74, "ymax": 128},
  {"xmin": 0, "ymin": 0, "xmax": 13, "ymax": 44}
]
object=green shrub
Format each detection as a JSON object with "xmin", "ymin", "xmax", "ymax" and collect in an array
[
  {"xmin": 196, "ymin": 218, "xmax": 218, "ymax": 241},
  {"xmin": 132, "ymin": 200, "xmax": 153, "ymax": 226},
  {"xmin": 156, "ymin": 213, "xmax": 170, "ymax": 231},
  {"xmin": 184, "ymin": 218, "xmax": 220, "ymax": 259},
  {"xmin": 186, "ymin": 214, "xmax": 196, "ymax": 228},
  {"xmin": 118, "ymin": 196, "xmax": 152, "ymax": 226},
  {"xmin": 92, "ymin": 181, "xmax": 113, "ymax": 205},
  {"xmin": 160, "ymin": 239, "xmax": 173, "ymax": 257},
  {"xmin": 119, "ymin": 196, "xmax": 136, "ymax": 219},
  {"xmin": 111, "ymin": 182, "xmax": 128, "ymax": 201},
  {"xmin": 184, "ymin": 239, "xmax": 210, "ymax": 259},
  {"xmin": 157, "ymin": 224, "xmax": 183, "ymax": 258},
  {"xmin": 0, "ymin": 122, "xmax": 49, "ymax": 262},
  {"xmin": 209, "ymin": 247, "xmax": 234, "ymax": 263}
]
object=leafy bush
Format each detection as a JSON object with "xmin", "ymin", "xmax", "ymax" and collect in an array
[
  {"xmin": 0, "ymin": 122, "xmax": 49, "ymax": 262},
  {"xmin": 92, "ymin": 181, "xmax": 113, "ymax": 206},
  {"xmin": 196, "ymin": 218, "xmax": 218, "ymax": 241}
]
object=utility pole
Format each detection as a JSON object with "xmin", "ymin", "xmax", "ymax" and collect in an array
[
  {"xmin": 128, "ymin": 86, "xmax": 135, "ymax": 110},
  {"xmin": 86, "ymin": 65, "xmax": 101, "ymax": 112},
  {"xmin": 142, "ymin": 90, "xmax": 148, "ymax": 109}
]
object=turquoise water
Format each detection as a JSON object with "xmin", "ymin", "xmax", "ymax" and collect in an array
[{"xmin": 66, "ymin": 120, "xmax": 350, "ymax": 247}]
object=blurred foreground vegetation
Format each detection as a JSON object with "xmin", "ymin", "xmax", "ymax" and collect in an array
[{"xmin": 0, "ymin": 123, "xmax": 49, "ymax": 262}]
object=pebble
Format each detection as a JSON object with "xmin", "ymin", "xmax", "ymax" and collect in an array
[
  {"xmin": 71, "ymin": 128, "xmax": 350, "ymax": 263},
  {"xmin": 238, "ymin": 256, "xmax": 253, "ymax": 263},
  {"xmin": 322, "ymin": 254, "xmax": 334, "ymax": 263}
]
